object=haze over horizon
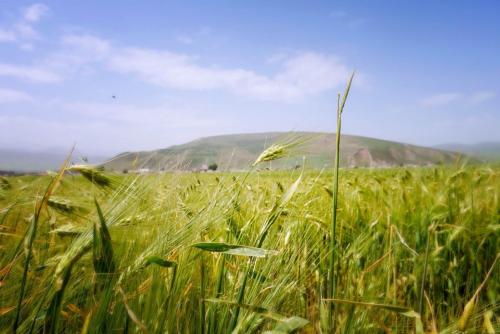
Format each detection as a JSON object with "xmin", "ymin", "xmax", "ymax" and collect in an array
[{"xmin": 1, "ymin": 1, "xmax": 499, "ymax": 155}]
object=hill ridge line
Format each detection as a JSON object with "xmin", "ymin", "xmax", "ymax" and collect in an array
[{"xmin": 102, "ymin": 132, "xmax": 462, "ymax": 171}]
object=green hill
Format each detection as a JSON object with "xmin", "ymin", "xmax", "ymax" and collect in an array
[{"xmin": 102, "ymin": 132, "xmax": 460, "ymax": 171}]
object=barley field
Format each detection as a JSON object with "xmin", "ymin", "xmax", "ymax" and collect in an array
[{"xmin": 0, "ymin": 161, "xmax": 498, "ymax": 333}]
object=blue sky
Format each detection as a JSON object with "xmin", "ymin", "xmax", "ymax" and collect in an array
[{"xmin": 0, "ymin": 1, "xmax": 498, "ymax": 155}]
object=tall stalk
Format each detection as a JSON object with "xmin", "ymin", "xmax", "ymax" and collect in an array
[
  {"xmin": 418, "ymin": 221, "xmax": 432, "ymax": 316},
  {"xmin": 327, "ymin": 72, "xmax": 354, "ymax": 332},
  {"xmin": 199, "ymin": 255, "xmax": 206, "ymax": 334}
]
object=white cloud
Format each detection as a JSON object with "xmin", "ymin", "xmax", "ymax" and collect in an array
[
  {"xmin": 0, "ymin": 29, "xmax": 16, "ymax": 42},
  {"xmin": 0, "ymin": 34, "xmax": 110, "ymax": 83},
  {"xmin": 61, "ymin": 34, "xmax": 111, "ymax": 56},
  {"xmin": 470, "ymin": 91, "xmax": 495, "ymax": 104},
  {"xmin": 20, "ymin": 43, "xmax": 35, "ymax": 51},
  {"xmin": 0, "ymin": 88, "xmax": 33, "ymax": 103},
  {"xmin": 51, "ymin": 34, "xmax": 111, "ymax": 66},
  {"xmin": 41, "ymin": 33, "xmax": 353, "ymax": 102},
  {"xmin": 0, "ymin": 3, "xmax": 49, "ymax": 48},
  {"xmin": 108, "ymin": 48, "xmax": 351, "ymax": 102},
  {"xmin": 0, "ymin": 63, "xmax": 61, "ymax": 82},
  {"xmin": 15, "ymin": 22, "xmax": 39, "ymax": 39},
  {"xmin": 421, "ymin": 91, "xmax": 496, "ymax": 107},
  {"xmin": 1, "ymin": 31, "xmax": 355, "ymax": 101},
  {"xmin": 420, "ymin": 93, "xmax": 461, "ymax": 107},
  {"xmin": 23, "ymin": 4, "xmax": 50, "ymax": 22}
]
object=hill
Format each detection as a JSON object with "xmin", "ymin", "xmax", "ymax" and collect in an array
[
  {"xmin": 102, "ymin": 132, "xmax": 460, "ymax": 171},
  {"xmin": 435, "ymin": 142, "xmax": 500, "ymax": 161}
]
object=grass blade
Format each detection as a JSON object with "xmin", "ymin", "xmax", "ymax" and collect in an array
[
  {"xmin": 43, "ymin": 266, "xmax": 73, "ymax": 334},
  {"xmin": 118, "ymin": 286, "xmax": 148, "ymax": 333},
  {"xmin": 206, "ymin": 298, "xmax": 309, "ymax": 330},
  {"xmin": 93, "ymin": 198, "xmax": 116, "ymax": 274},
  {"xmin": 192, "ymin": 242, "xmax": 277, "ymax": 258},
  {"xmin": 144, "ymin": 256, "xmax": 177, "ymax": 268}
]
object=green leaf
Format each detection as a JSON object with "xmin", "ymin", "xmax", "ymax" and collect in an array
[
  {"xmin": 322, "ymin": 298, "xmax": 411, "ymax": 314},
  {"xmin": 145, "ymin": 256, "xmax": 177, "ymax": 268},
  {"xmin": 44, "ymin": 265, "xmax": 74, "ymax": 334},
  {"xmin": 323, "ymin": 298, "xmax": 424, "ymax": 334},
  {"xmin": 205, "ymin": 299, "xmax": 308, "ymax": 333},
  {"xmin": 205, "ymin": 298, "xmax": 283, "ymax": 321},
  {"xmin": 263, "ymin": 316, "xmax": 310, "ymax": 334},
  {"xmin": 93, "ymin": 199, "xmax": 115, "ymax": 274},
  {"xmin": 192, "ymin": 242, "xmax": 277, "ymax": 258},
  {"xmin": 248, "ymin": 269, "xmax": 267, "ymax": 283},
  {"xmin": 279, "ymin": 172, "xmax": 302, "ymax": 207}
]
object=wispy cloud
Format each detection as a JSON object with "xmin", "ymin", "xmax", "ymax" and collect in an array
[
  {"xmin": 0, "ymin": 63, "xmax": 61, "ymax": 82},
  {"xmin": 421, "ymin": 91, "xmax": 496, "ymax": 107},
  {"xmin": 107, "ymin": 48, "xmax": 351, "ymax": 102},
  {"xmin": 1, "ymin": 4, "xmax": 355, "ymax": 102},
  {"xmin": 14, "ymin": 22, "xmax": 39, "ymax": 40},
  {"xmin": 420, "ymin": 93, "xmax": 461, "ymax": 107},
  {"xmin": 23, "ymin": 3, "xmax": 50, "ymax": 23},
  {"xmin": 0, "ymin": 29, "xmax": 16, "ymax": 42},
  {"xmin": 0, "ymin": 3, "xmax": 50, "ymax": 48},
  {"xmin": 10, "ymin": 33, "xmax": 353, "ymax": 102},
  {"xmin": 53, "ymin": 34, "xmax": 112, "ymax": 65},
  {"xmin": 470, "ymin": 91, "xmax": 496, "ymax": 104},
  {"xmin": 0, "ymin": 88, "xmax": 33, "ymax": 103}
]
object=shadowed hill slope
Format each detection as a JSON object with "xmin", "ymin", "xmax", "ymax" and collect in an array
[{"xmin": 102, "ymin": 132, "xmax": 460, "ymax": 171}]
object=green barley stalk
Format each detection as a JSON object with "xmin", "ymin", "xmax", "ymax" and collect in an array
[
  {"xmin": 228, "ymin": 164, "xmax": 303, "ymax": 331},
  {"xmin": 67, "ymin": 164, "xmax": 116, "ymax": 188},
  {"xmin": 327, "ymin": 72, "xmax": 354, "ymax": 332},
  {"xmin": 43, "ymin": 265, "xmax": 74, "ymax": 334},
  {"xmin": 199, "ymin": 255, "xmax": 206, "ymax": 334},
  {"xmin": 418, "ymin": 222, "xmax": 432, "ymax": 316}
]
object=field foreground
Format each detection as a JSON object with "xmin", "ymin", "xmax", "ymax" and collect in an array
[{"xmin": 0, "ymin": 166, "xmax": 498, "ymax": 333}]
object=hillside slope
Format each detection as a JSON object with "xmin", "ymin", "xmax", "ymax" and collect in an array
[
  {"xmin": 435, "ymin": 142, "xmax": 500, "ymax": 161},
  {"xmin": 103, "ymin": 132, "xmax": 460, "ymax": 171}
]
